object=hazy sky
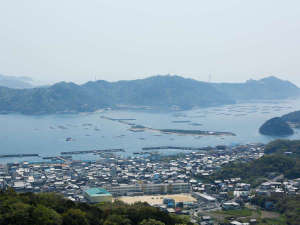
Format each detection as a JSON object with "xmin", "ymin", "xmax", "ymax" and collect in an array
[{"xmin": 1, "ymin": 0, "xmax": 300, "ymax": 85}]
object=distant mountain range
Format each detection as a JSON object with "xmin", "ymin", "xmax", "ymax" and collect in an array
[
  {"xmin": 0, "ymin": 75, "xmax": 299, "ymax": 114},
  {"xmin": 0, "ymin": 74, "xmax": 35, "ymax": 89},
  {"xmin": 213, "ymin": 76, "xmax": 300, "ymax": 100}
]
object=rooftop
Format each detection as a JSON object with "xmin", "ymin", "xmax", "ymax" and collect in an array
[{"xmin": 85, "ymin": 188, "xmax": 111, "ymax": 196}]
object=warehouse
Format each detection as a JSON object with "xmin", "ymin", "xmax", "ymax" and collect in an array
[
  {"xmin": 84, "ymin": 188, "xmax": 112, "ymax": 203},
  {"xmin": 192, "ymin": 192, "xmax": 216, "ymax": 203}
]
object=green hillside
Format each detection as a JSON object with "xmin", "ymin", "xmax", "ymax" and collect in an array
[
  {"xmin": 0, "ymin": 75, "xmax": 298, "ymax": 114},
  {"xmin": 259, "ymin": 117, "xmax": 294, "ymax": 136},
  {"xmin": 206, "ymin": 140, "xmax": 300, "ymax": 186},
  {"xmin": 259, "ymin": 110, "xmax": 300, "ymax": 136},
  {"xmin": 0, "ymin": 190, "xmax": 192, "ymax": 225}
]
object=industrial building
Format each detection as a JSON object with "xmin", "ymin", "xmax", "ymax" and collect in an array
[
  {"xmin": 192, "ymin": 192, "xmax": 216, "ymax": 203},
  {"xmin": 84, "ymin": 188, "xmax": 112, "ymax": 203}
]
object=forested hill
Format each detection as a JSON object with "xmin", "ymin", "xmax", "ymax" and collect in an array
[
  {"xmin": 259, "ymin": 117, "xmax": 294, "ymax": 136},
  {"xmin": 281, "ymin": 110, "xmax": 300, "ymax": 126},
  {"xmin": 0, "ymin": 190, "xmax": 192, "ymax": 225},
  {"xmin": 213, "ymin": 76, "xmax": 300, "ymax": 100},
  {"xmin": 259, "ymin": 110, "xmax": 300, "ymax": 136},
  {"xmin": 0, "ymin": 75, "xmax": 299, "ymax": 114},
  {"xmin": 264, "ymin": 139, "xmax": 300, "ymax": 155},
  {"xmin": 206, "ymin": 139, "xmax": 300, "ymax": 187}
]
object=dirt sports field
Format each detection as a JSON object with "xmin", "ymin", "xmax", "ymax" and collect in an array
[{"xmin": 115, "ymin": 194, "xmax": 196, "ymax": 205}]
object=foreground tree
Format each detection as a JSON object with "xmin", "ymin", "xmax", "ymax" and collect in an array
[
  {"xmin": 62, "ymin": 209, "xmax": 89, "ymax": 225},
  {"xmin": 32, "ymin": 205, "xmax": 62, "ymax": 225},
  {"xmin": 104, "ymin": 214, "xmax": 131, "ymax": 225}
]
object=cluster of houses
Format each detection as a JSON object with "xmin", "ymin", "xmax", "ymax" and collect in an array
[
  {"xmin": 0, "ymin": 144, "xmax": 263, "ymax": 199},
  {"xmin": 256, "ymin": 179, "xmax": 300, "ymax": 199},
  {"xmin": 2, "ymin": 143, "xmax": 298, "ymax": 224}
]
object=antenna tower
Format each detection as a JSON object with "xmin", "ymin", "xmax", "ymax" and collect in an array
[{"xmin": 209, "ymin": 74, "xmax": 212, "ymax": 83}]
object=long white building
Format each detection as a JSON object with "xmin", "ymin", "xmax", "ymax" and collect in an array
[{"xmin": 104, "ymin": 183, "xmax": 190, "ymax": 196}]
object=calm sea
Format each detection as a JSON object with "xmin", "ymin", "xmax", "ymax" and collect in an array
[{"xmin": 1, "ymin": 98, "xmax": 300, "ymax": 163}]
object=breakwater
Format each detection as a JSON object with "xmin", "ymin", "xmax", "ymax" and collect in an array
[
  {"xmin": 101, "ymin": 116, "xmax": 236, "ymax": 137},
  {"xmin": 0, "ymin": 154, "xmax": 39, "ymax": 158},
  {"xmin": 142, "ymin": 146, "xmax": 213, "ymax": 151},
  {"xmin": 61, "ymin": 149, "xmax": 125, "ymax": 155},
  {"xmin": 159, "ymin": 129, "xmax": 236, "ymax": 136},
  {"xmin": 43, "ymin": 156, "xmax": 72, "ymax": 160}
]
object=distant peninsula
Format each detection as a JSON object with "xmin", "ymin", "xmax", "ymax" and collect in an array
[
  {"xmin": 259, "ymin": 110, "xmax": 300, "ymax": 136},
  {"xmin": 0, "ymin": 75, "xmax": 299, "ymax": 115},
  {"xmin": 259, "ymin": 117, "xmax": 294, "ymax": 136}
]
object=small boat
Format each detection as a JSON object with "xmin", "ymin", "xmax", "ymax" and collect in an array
[{"xmin": 65, "ymin": 137, "xmax": 73, "ymax": 142}]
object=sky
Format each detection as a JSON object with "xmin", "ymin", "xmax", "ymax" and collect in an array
[{"xmin": 1, "ymin": 0, "xmax": 300, "ymax": 86}]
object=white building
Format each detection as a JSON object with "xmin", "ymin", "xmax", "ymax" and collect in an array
[{"xmin": 105, "ymin": 183, "xmax": 190, "ymax": 196}]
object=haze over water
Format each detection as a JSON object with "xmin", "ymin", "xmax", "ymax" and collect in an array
[{"xmin": 1, "ymin": 98, "xmax": 300, "ymax": 163}]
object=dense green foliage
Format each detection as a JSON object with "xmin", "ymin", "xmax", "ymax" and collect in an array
[
  {"xmin": 264, "ymin": 139, "xmax": 300, "ymax": 155},
  {"xmin": 0, "ymin": 75, "xmax": 298, "ymax": 114},
  {"xmin": 207, "ymin": 154, "xmax": 300, "ymax": 186},
  {"xmin": 0, "ymin": 190, "xmax": 192, "ymax": 225},
  {"xmin": 259, "ymin": 109, "xmax": 300, "ymax": 136},
  {"xmin": 259, "ymin": 117, "xmax": 294, "ymax": 136},
  {"xmin": 252, "ymin": 195, "xmax": 300, "ymax": 225},
  {"xmin": 206, "ymin": 140, "xmax": 300, "ymax": 186}
]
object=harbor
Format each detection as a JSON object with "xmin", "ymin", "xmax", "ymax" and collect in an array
[{"xmin": 1, "ymin": 98, "xmax": 300, "ymax": 163}]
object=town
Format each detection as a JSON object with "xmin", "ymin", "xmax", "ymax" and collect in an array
[{"xmin": 0, "ymin": 144, "xmax": 299, "ymax": 225}]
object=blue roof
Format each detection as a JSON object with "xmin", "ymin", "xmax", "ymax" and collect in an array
[{"xmin": 85, "ymin": 188, "xmax": 111, "ymax": 196}]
